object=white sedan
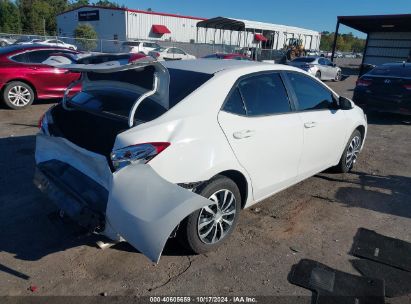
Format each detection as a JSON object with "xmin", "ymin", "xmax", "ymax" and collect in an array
[
  {"xmin": 149, "ymin": 47, "xmax": 196, "ymax": 61},
  {"xmin": 34, "ymin": 58, "xmax": 367, "ymax": 262},
  {"xmin": 37, "ymin": 39, "xmax": 77, "ymax": 50}
]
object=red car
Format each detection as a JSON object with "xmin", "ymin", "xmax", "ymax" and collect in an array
[
  {"xmin": 0, "ymin": 45, "xmax": 80, "ymax": 109},
  {"xmin": 203, "ymin": 53, "xmax": 252, "ymax": 61}
]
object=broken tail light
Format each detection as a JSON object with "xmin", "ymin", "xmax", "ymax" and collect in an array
[{"xmin": 110, "ymin": 142, "xmax": 170, "ymax": 171}]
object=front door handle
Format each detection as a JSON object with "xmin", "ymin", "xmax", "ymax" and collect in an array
[
  {"xmin": 304, "ymin": 122, "xmax": 317, "ymax": 129},
  {"xmin": 233, "ymin": 130, "xmax": 255, "ymax": 139}
]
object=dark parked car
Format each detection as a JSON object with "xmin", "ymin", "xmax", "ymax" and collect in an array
[
  {"xmin": 0, "ymin": 45, "xmax": 80, "ymax": 109},
  {"xmin": 353, "ymin": 63, "xmax": 411, "ymax": 115}
]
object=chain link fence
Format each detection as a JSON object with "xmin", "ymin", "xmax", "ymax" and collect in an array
[{"xmin": 0, "ymin": 32, "xmax": 244, "ymax": 58}]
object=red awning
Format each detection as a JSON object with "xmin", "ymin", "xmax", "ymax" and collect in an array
[
  {"xmin": 254, "ymin": 34, "xmax": 268, "ymax": 42},
  {"xmin": 152, "ymin": 24, "xmax": 171, "ymax": 34}
]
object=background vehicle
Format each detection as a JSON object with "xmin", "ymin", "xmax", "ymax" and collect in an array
[
  {"xmin": 15, "ymin": 38, "xmax": 43, "ymax": 45},
  {"xmin": 284, "ymin": 38, "xmax": 306, "ymax": 60},
  {"xmin": 149, "ymin": 47, "xmax": 196, "ymax": 61},
  {"xmin": 0, "ymin": 45, "xmax": 80, "ymax": 109},
  {"xmin": 0, "ymin": 38, "xmax": 14, "ymax": 47},
  {"xmin": 36, "ymin": 39, "xmax": 77, "ymax": 50},
  {"xmin": 203, "ymin": 53, "xmax": 252, "ymax": 60},
  {"xmin": 288, "ymin": 56, "xmax": 342, "ymax": 81},
  {"xmin": 35, "ymin": 59, "xmax": 366, "ymax": 262},
  {"xmin": 354, "ymin": 62, "xmax": 411, "ymax": 115},
  {"xmin": 121, "ymin": 40, "xmax": 161, "ymax": 54}
]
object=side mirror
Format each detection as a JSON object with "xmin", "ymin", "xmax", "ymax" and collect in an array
[{"xmin": 339, "ymin": 96, "xmax": 353, "ymax": 110}]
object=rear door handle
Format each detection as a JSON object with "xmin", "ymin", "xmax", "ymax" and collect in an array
[
  {"xmin": 233, "ymin": 130, "xmax": 255, "ymax": 139},
  {"xmin": 304, "ymin": 122, "xmax": 317, "ymax": 128}
]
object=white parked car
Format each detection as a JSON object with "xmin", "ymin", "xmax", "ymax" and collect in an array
[
  {"xmin": 149, "ymin": 47, "xmax": 196, "ymax": 61},
  {"xmin": 37, "ymin": 39, "xmax": 77, "ymax": 50},
  {"xmin": 121, "ymin": 40, "xmax": 161, "ymax": 55},
  {"xmin": 16, "ymin": 38, "xmax": 77, "ymax": 50},
  {"xmin": 34, "ymin": 58, "xmax": 367, "ymax": 263},
  {"xmin": 289, "ymin": 56, "xmax": 342, "ymax": 81}
]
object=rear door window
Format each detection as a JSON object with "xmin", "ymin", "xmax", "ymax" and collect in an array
[
  {"xmin": 223, "ymin": 87, "xmax": 246, "ymax": 115},
  {"xmin": 237, "ymin": 73, "xmax": 291, "ymax": 116}
]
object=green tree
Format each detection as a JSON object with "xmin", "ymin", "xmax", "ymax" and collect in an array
[
  {"xmin": 74, "ymin": 23, "xmax": 97, "ymax": 51},
  {"xmin": 69, "ymin": 0, "xmax": 89, "ymax": 8},
  {"xmin": 94, "ymin": 0, "xmax": 119, "ymax": 7},
  {"xmin": 320, "ymin": 31, "xmax": 365, "ymax": 52},
  {"xmin": 0, "ymin": 0, "xmax": 22, "ymax": 33}
]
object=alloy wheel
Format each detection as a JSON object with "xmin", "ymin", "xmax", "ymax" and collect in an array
[
  {"xmin": 336, "ymin": 70, "xmax": 342, "ymax": 81},
  {"xmin": 8, "ymin": 85, "xmax": 32, "ymax": 107},
  {"xmin": 197, "ymin": 189, "xmax": 237, "ymax": 244},
  {"xmin": 346, "ymin": 135, "xmax": 361, "ymax": 169}
]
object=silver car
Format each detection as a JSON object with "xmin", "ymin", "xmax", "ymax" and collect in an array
[{"xmin": 289, "ymin": 57, "xmax": 342, "ymax": 81}]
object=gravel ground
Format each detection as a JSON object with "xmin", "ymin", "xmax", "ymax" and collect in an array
[{"xmin": 0, "ymin": 76, "xmax": 410, "ymax": 303}]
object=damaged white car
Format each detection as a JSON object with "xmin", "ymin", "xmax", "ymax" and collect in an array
[{"xmin": 34, "ymin": 56, "xmax": 367, "ymax": 262}]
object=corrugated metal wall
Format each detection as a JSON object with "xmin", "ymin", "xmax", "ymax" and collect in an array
[
  {"xmin": 126, "ymin": 12, "xmax": 200, "ymax": 42},
  {"xmin": 364, "ymin": 32, "xmax": 411, "ymax": 65},
  {"xmin": 57, "ymin": 7, "xmax": 321, "ymax": 51}
]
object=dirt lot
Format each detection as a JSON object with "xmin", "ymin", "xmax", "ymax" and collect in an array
[{"xmin": 0, "ymin": 75, "xmax": 410, "ymax": 303}]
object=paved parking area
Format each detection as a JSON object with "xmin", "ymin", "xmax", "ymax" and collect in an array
[{"xmin": 0, "ymin": 76, "xmax": 410, "ymax": 302}]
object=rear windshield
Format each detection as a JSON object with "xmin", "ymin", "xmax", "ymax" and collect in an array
[
  {"xmin": 67, "ymin": 88, "xmax": 166, "ymax": 122},
  {"xmin": 69, "ymin": 67, "xmax": 213, "ymax": 122},
  {"xmin": 87, "ymin": 67, "xmax": 213, "ymax": 107},
  {"xmin": 292, "ymin": 57, "xmax": 316, "ymax": 63},
  {"xmin": 368, "ymin": 65, "xmax": 411, "ymax": 78}
]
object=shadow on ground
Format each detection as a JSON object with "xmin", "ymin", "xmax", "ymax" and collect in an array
[
  {"xmin": 315, "ymin": 171, "xmax": 411, "ymax": 219},
  {"xmin": 0, "ymin": 135, "xmax": 189, "ymax": 281}
]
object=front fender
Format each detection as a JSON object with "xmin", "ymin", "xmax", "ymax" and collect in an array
[{"xmin": 106, "ymin": 164, "xmax": 211, "ymax": 263}]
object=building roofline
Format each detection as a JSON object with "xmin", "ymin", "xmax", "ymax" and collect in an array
[
  {"xmin": 338, "ymin": 13, "xmax": 411, "ymax": 20},
  {"xmin": 57, "ymin": 5, "xmax": 207, "ymax": 21}
]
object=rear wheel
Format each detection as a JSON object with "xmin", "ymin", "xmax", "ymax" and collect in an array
[
  {"xmin": 335, "ymin": 130, "xmax": 362, "ymax": 173},
  {"xmin": 179, "ymin": 176, "xmax": 241, "ymax": 254},
  {"xmin": 2, "ymin": 81, "xmax": 34, "ymax": 110}
]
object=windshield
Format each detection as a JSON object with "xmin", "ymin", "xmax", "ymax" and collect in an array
[{"xmin": 368, "ymin": 64, "xmax": 411, "ymax": 78}]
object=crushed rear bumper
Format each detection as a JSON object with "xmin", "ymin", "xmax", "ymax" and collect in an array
[{"xmin": 34, "ymin": 133, "xmax": 211, "ymax": 263}]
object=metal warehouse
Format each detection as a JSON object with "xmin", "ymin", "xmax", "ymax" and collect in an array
[
  {"xmin": 332, "ymin": 14, "xmax": 411, "ymax": 73},
  {"xmin": 57, "ymin": 5, "xmax": 320, "ymax": 50}
]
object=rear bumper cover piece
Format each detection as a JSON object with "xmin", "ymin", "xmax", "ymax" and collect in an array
[{"xmin": 34, "ymin": 134, "xmax": 211, "ymax": 263}]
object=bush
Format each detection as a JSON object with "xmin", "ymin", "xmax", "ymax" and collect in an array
[{"xmin": 74, "ymin": 23, "xmax": 98, "ymax": 51}]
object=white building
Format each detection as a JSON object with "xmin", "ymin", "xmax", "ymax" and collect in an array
[{"xmin": 57, "ymin": 5, "xmax": 321, "ymax": 51}]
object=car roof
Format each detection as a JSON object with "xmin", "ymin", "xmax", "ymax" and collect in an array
[{"xmin": 163, "ymin": 59, "xmax": 266, "ymax": 74}]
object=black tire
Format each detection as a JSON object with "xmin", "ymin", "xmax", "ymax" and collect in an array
[
  {"xmin": 333, "ymin": 70, "xmax": 342, "ymax": 82},
  {"xmin": 0, "ymin": 41, "xmax": 7, "ymax": 47},
  {"xmin": 178, "ymin": 175, "xmax": 241, "ymax": 254},
  {"xmin": 315, "ymin": 71, "xmax": 321, "ymax": 80},
  {"xmin": 2, "ymin": 81, "xmax": 34, "ymax": 110},
  {"xmin": 335, "ymin": 130, "xmax": 362, "ymax": 173}
]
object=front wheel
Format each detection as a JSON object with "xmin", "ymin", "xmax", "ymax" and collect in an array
[
  {"xmin": 2, "ymin": 81, "xmax": 34, "ymax": 110},
  {"xmin": 315, "ymin": 71, "xmax": 321, "ymax": 80},
  {"xmin": 335, "ymin": 130, "xmax": 362, "ymax": 173},
  {"xmin": 178, "ymin": 176, "xmax": 241, "ymax": 254},
  {"xmin": 333, "ymin": 70, "xmax": 342, "ymax": 82}
]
